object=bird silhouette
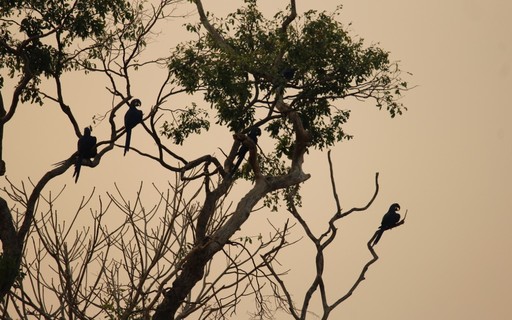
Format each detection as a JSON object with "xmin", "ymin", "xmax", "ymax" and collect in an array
[
  {"xmin": 73, "ymin": 127, "xmax": 97, "ymax": 183},
  {"xmin": 372, "ymin": 203, "xmax": 401, "ymax": 246},
  {"xmin": 124, "ymin": 98, "xmax": 143, "ymax": 155},
  {"xmin": 231, "ymin": 127, "xmax": 262, "ymax": 174},
  {"xmin": 281, "ymin": 66, "xmax": 296, "ymax": 81}
]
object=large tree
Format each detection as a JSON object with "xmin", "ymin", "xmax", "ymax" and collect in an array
[{"xmin": 0, "ymin": 0, "xmax": 408, "ymax": 319}]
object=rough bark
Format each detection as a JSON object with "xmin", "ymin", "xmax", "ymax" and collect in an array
[{"xmin": 0, "ymin": 197, "xmax": 21, "ymax": 298}]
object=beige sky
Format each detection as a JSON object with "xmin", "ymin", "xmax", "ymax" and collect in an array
[
  {"xmin": 323, "ymin": 0, "xmax": 512, "ymax": 318},
  {"xmin": 4, "ymin": 0, "xmax": 512, "ymax": 319}
]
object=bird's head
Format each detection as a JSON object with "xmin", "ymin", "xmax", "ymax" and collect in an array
[
  {"xmin": 390, "ymin": 203, "xmax": 401, "ymax": 212},
  {"xmin": 281, "ymin": 67, "xmax": 296, "ymax": 81},
  {"xmin": 130, "ymin": 98, "xmax": 142, "ymax": 108},
  {"xmin": 250, "ymin": 127, "xmax": 262, "ymax": 137},
  {"xmin": 84, "ymin": 127, "xmax": 92, "ymax": 136}
]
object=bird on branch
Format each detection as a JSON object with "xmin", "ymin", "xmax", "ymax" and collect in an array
[
  {"xmin": 372, "ymin": 203, "xmax": 401, "ymax": 246},
  {"xmin": 231, "ymin": 127, "xmax": 262, "ymax": 175},
  {"xmin": 73, "ymin": 127, "xmax": 97, "ymax": 183},
  {"xmin": 124, "ymin": 98, "xmax": 143, "ymax": 155},
  {"xmin": 281, "ymin": 66, "xmax": 296, "ymax": 81}
]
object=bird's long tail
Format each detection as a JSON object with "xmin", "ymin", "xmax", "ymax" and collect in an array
[
  {"xmin": 73, "ymin": 157, "xmax": 82, "ymax": 183},
  {"xmin": 124, "ymin": 129, "xmax": 132, "ymax": 156},
  {"xmin": 230, "ymin": 154, "xmax": 245, "ymax": 175},
  {"xmin": 372, "ymin": 229, "xmax": 384, "ymax": 246}
]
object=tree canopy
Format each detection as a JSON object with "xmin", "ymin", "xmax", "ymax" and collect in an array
[{"xmin": 169, "ymin": 1, "xmax": 406, "ymax": 156}]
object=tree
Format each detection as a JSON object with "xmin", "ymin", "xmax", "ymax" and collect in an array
[
  {"xmin": 0, "ymin": 0, "xmax": 409, "ymax": 319},
  {"xmin": 0, "ymin": 0, "xmax": 135, "ymax": 301}
]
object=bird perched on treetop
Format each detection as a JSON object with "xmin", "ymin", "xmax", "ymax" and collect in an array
[
  {"xmin": 372, "ymin": 203, "xmax": 401, "ymax": 246},
  {"xmin": 231, "ymin": 127, "xmax": 262, "ymax": 174},
  {"xmin": 73, "ymin": 127, "xmax": 97, "ymax": 183},
  {"xmin": 124, "ymin": 98, "xmax": 143, "ymax": 155},
  {"xmin": 281, "ymin": 66, "xmax": 296, "ymax": 81}
]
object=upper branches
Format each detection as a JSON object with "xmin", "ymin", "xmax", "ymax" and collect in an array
[
  {"xmin": 169, "ymin": 1, "xmax": 409, "ymax": 168},
  {"xmin": 0, "ymin": 0, "xmax": 134, "ymax": 112}
]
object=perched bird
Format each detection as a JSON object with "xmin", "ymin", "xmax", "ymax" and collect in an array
[
  {"xmin": 281, "ymin": 66, "xmax": 296, "ymax": 81},
  {"xmin": 73, "ymin": 127, "xmax": 97, "ymax": 183},
  {"xmin": 124, "ymin": 98, "xmax": 143, "ymax": 155},
  {"xmin": 372, "ymin": 203, "xmax": 401, "ymax": 246},
  {"xmin": 231, "ymin": 127, "xmax": 262, "ymax": 174}
]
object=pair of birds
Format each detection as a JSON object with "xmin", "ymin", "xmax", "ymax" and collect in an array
[
  {"xmin": 73, "ymin": 98, "xmax": 260, "ymax": 182},
  {"xmin": 73, "ymin": 99, "xmax": 143, "ymax": 182}
]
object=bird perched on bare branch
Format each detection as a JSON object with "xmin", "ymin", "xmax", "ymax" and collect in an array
[
  {"xmin": 73, "ymin": 127, "xmax": 97, "ymax": 183},
  {"xmin": 124, "ymin": 98, "xmax": 143, "ymax": 155},
  {"xmin": 231, "ymin": 127, "xmax": 262, "ymax": 174},
  {"xmin": 372, "ymin": 203, "xmax": 401, "ymax": 246}
]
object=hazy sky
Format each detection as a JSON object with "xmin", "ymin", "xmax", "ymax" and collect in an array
[
  {"xmin": 4, "ymin": 0, "xmax": 512, "ymax": 319},
  {"xmin": 318, "ymin": 1, "xmax": 512, "ymax": 319}
]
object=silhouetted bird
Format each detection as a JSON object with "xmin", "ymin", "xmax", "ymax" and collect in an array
[
  {"xmin": 372, "ymin": 203, "xmax": 401, "ymax": 246},
  {"xmin": 231, "ymin": 127, "xmax": 262, "ymax": 174},
  {"xmin": 281, "ymin": 67, "xmax": 296, "ymax": 81},
  {"xmin": 73, "ymin": 127, "xmax": 97, "ymax": 183},
  {"xmin": 124, "ymin": 98, "xmax": 143, "ymax": 155}
]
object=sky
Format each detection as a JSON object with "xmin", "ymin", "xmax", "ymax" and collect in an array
[
  {"xmin": 3, "ymin": 0, "xmax": 512, "ymax": 319},
  {"xmin": 313, "ymin": 0, "xmax": 512, "ymax": 319}
]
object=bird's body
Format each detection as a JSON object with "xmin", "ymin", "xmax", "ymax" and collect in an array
[
  {"xmin": 281, "ymin": 67, "xmax": 296, "ymax": 81},
  {"xmin": 73, "ymin": 127, "xmax": 97, "ymax": 183},
  {"xmin": 231, "ymin": 127, "xmax": 262, "ymax": 174},
  {"xmin": 373, "ymin": 203, "xmax": 401, "ymax": 246},
  {"xmin": 124, "ymin": 99, "xmax": 143, "ymax": 155}
]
